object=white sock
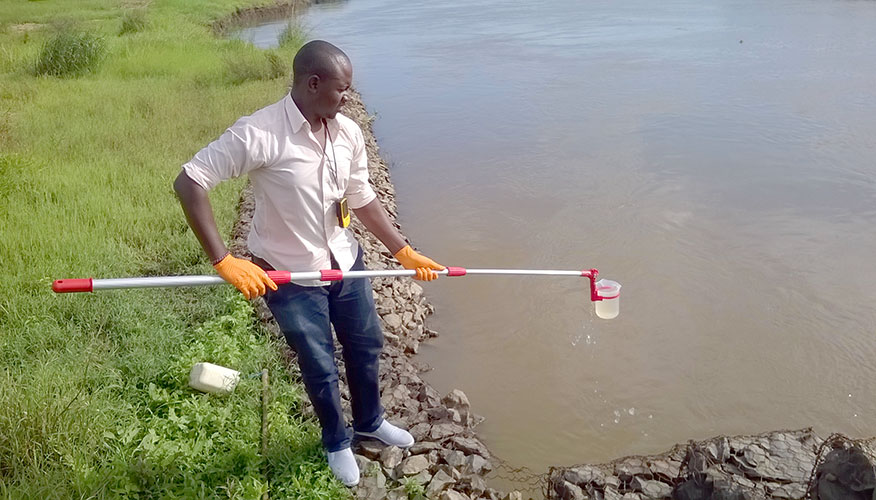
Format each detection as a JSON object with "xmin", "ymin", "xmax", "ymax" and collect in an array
[{"xmin": 327, "ymin": 447, "xmax": 359, "ymax": 487}]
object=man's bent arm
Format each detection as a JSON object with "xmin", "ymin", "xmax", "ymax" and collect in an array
[
  {"xmin": 352, "ymin": 198, "xmax": 408, "ymax": 255},
  {"xmin": 173, "ymin": 171, "xmax": 276, "ymax": 298},
  {"xmin": 354, "ymin": 198, "xmax": 444, "ymax": 281},
  {"xmin": 173, "ymin": 171, "xmax": 229, "ymax": 263}
]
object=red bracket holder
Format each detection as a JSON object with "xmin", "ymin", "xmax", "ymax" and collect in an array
[{"xmin": 582, "ymin": 269, "xmax": 602, "ymax": 302}]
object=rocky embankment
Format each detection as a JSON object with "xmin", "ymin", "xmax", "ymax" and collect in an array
[
  {"xmin": 229, "ymin": 89, "xmax": 516, "ymax": 500},
  {"xmin": 548, "ymin": 429, "xmax": 876, "ymax": 500}
]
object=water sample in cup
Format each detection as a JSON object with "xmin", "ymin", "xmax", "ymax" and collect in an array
[{"xmin": 595, "ymin": 279, "xmax": 621, "ymax": 319}]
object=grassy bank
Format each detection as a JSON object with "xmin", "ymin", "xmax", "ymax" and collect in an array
[{"xmin": 0, "ymin": 1, "xmax": 350, "ymax": 498}]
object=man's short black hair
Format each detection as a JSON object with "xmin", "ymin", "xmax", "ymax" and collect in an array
[{"xmin": 292, "ymin": 40, "xmax": 350, "ymax": 85}]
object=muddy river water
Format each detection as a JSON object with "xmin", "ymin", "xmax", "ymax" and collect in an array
[{"xmin": 237, "ymin": 0, "xmax": 876, "ymax": 481}]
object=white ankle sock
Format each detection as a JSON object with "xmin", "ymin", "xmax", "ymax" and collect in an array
[
  {"xmin": 327, "ymin": 447, "xmax": 359, "ymax": 487},
  {"xmin": 356, "ymin": 420, "xmax": 415, "ymax": 448}
]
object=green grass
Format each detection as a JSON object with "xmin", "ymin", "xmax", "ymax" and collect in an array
[{"xmin": 0, "ymin": 1, "xmax": 349, "ymax": 498}]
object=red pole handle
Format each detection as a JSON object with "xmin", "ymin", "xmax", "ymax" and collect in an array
[
  {"xmin": 266, "ymin": 271, "xmax": 292, "ymax": 285},
  {"xmin": 52, "ymin": 278, "xmax": 94, "ymax": 293},
  {"xmin": 446, "ymin": 266, "xmax": 467, "ymax": 276}
]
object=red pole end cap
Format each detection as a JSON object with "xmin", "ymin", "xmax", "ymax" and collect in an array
[{"xmin": 52, "ymin": 278, "xmax": 93, "ymax": 293}]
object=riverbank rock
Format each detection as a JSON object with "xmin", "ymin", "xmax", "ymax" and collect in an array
[
  {"xmin": 547, "ymin": 429, "xmax": 876, "ymax": 500},
  {"xmin": 809, "ymin": 435, "xmax": 876, "ymax": 500}
]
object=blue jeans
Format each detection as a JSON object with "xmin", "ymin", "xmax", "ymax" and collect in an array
[{"xmin": 261, "ymin": 248, "xmax": 384, "ymax": 452}]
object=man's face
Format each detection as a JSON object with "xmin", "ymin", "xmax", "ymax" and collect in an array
[{"xmin": 317, "ymin": 59, "xmax": 352, "ymax": 120}]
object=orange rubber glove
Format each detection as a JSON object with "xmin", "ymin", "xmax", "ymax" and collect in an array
[
  {"xmin": 393, "ymin": 245, "xmax": 445, "ymax": 281},
  {"xmin": 213, "ymin": 254, "xmax": 278, "ymax": 299}
]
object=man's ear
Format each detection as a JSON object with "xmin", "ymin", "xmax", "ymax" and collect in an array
[{"xmin": 307, "ymin": 74, "xmax": 320, "ymax": 93}]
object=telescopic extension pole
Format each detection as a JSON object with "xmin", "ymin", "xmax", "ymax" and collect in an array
[{"xmin": 53, "ymin": 267, "xmax": 608, "ymax": 302}]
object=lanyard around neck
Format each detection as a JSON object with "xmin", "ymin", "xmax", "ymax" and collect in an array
[{"xmin": 322, "ymin": 119, "xmax": 340, "ymax": 189}]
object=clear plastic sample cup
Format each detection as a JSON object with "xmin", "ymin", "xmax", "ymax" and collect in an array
[{"xmin": 594, "ymin": 279, "xmax": 621, "ymax": 319}]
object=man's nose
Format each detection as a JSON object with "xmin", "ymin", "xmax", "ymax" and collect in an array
[{"xmin": 340, "ymin": 92, "xmax": 349, "ymax": 106}]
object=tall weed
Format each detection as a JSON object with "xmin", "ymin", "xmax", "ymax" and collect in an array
[
  {"xmin": 35, "ymin": 29, "xmax": 105, "ymax": 77},
  {"xmin": 278, "ymin": 20, "xmax": 308, "ymax": 49},
  {"xmin": 265, "ymin": 49, "xmax": 289, "ymax": 80},
  {"xmin": 119, "ymin": 9, "xmax": 148, "ymax": 35}
]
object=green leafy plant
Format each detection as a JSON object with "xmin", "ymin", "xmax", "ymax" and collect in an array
[{"xmin": 402, "ymin": 476, "xmax": 427, "ymax": 500}]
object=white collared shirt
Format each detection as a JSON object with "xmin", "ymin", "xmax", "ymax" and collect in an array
[{"xmin": 182, "ymin": 94, "xmax": 377, "ymax": 286}]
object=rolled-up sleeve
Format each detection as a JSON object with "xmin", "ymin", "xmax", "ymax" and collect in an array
[
  {"xmin": 182, "ymin": 120, "xmax": 267, "ymax": 191},
  {"xmin": 344, "ymin": 126, "xmax": 377, "ymax": 209}
]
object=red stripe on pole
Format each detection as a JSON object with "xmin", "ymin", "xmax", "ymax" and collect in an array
[
  {"xmin": 446, "ymin": 267, "xmax": 467, "ymax": 276},
  {"xmin": 266, "ymin": 271, "xmax": 291, "ymax": 285},
  {"xmin": 320, "ymin": 270, "xmax": 344, "ymax": 281},
  {"xmin": 52, "ymin": 278, "xmax": 93, "ymax": 293}
]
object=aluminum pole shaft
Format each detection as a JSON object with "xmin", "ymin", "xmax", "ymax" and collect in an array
[{"xmin": 54, "ymin": 267, "xmax": 596, "ymax": 293}]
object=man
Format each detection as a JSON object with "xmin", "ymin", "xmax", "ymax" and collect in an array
[{"xmin": 173, "ymin": 40, "xmax": 444, "ymax": 487}]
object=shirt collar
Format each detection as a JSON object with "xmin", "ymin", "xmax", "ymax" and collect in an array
[
  {"xmin": 285, "ymin": 94, "xmax": 340, "ymax": 137},
  {"xmin": 285, "ymin": 94, "xmax": 307, "ymax": 134}
]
